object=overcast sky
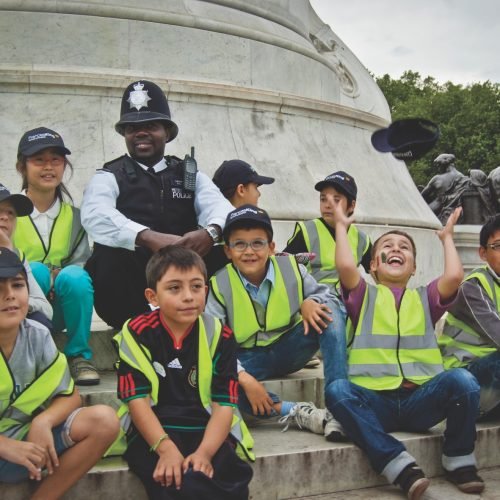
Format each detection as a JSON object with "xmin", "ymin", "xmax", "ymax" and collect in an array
[{"xmin": 310, "ymin": 0, "xmax": 500, "ymax": 85}]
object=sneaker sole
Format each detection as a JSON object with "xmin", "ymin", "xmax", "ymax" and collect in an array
[
  {"xmin": 408, "ymin": 477, "xmax": 430, "ymax": 500},
  {"xmin": 325, "ymin": 431, "xmax": 350, "ymax": 442},
  {"xmin": 456, "ymin": 481, "xmax": 485, "ymax": 494}
]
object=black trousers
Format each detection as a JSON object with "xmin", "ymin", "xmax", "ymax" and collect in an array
[
  {"xmin": 85, "ymin": 244, "xmax": 230, "ymax": 330},
  {"xmin": 85, "ymin": 245, "xmax": 152, "ymax": 330},
  {"xmin": 124, "ymin": 431, "xmax": 252, "ymax": 500}
]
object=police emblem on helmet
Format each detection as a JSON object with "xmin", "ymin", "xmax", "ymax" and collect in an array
[
  {"xmin": 127, "ymin": 82, "xmax": 151, "ymax": 111},
  {"xmin": 115, "ymin": 80, "xmax": 179, "ymax": 142}
]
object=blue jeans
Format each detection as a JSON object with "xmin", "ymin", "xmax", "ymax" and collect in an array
[
  {"xmin": 0, "ymin": 423, "xmax": 71, "ymax": 483},
  {"xmin": 31, "ymin": 263, "xmax": 94, "ymax": 359},
  {"xmin": 325, "ymin": 369, "xmax": 480, "ymax": 482},
  {"xmin": 238, "ymin": 298, "xmax": 347, "ymax": 417},
  {"xmin": 466, "ymin": 351, "xmax": 500, "ymax": 416}
]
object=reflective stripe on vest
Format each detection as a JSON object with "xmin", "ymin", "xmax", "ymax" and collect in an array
[
  {"xmin": 0, "ymin": 351, "xmax": 74, "ymax": 440},
  {"xmin": 13, "ymin": 203, "xmax": 84, "ymax": 267},
  {"xmin": 348, "ymin": 284, "xmax": 443, "ymax": 390},
  {"xmin": 299, "ymin": 219, "xmax": 368, "ymax": 288},
  {"xmin": 440, "ymin": 267, "xmax": 499, "ymax": 368},
  {"xmin": 210, "ymin": 255, "xmax": 303, "ymax": 348},
  {"xmin": 111, "ymin": 313, "xmax": 254, "ymax": 460}
]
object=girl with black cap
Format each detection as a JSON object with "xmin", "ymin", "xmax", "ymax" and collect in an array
[{"xmin": 13, "ymin": 127, "xmax": 99, "ymax": 386}]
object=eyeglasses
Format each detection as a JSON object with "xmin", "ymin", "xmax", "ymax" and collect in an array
[
  {"xmin": 486, "ymin": 242, "xmax": 500, "ymax": 252},
  {"xmin": 28, "ymin": 158, "xmax": 65, "ymax": 167},
  {"xmin": 228, "ymin": 239, "xmax": 269, "ymax": 252}
]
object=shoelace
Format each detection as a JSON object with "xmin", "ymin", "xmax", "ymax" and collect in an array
[{"xmin": 278, "ymin": 403, "xmax": 315, "ymax": 432}]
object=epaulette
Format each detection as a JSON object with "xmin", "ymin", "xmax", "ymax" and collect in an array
[{"xmin": 101, "ymin": 154, "xmax": 128, "ymax": 172}]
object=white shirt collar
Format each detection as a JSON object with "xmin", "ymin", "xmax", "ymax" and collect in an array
[{"xmin": 136, "ymin": 158, "xmax": 167, "ymax": 173}]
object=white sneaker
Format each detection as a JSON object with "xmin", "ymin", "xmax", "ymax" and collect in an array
[
  {"xmin": 324, "ymin": 409, "xmax": 347, "ymax": 441},
  {"xmin": 278, "ymin": 402, "xmax": 326, "ymax": 434}
]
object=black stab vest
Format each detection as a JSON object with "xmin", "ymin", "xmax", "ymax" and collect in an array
[{"xmin": 103, "ymin": 155, "xmax": 198, "ymax": 236}]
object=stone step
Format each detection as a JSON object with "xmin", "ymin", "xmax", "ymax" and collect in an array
[
  {"xmin": 2, "ymin": 420, "xmax": 499, "ymax": 499},
  {"xmin": 78, "ymin": 366, "xmax": 325, "ymax": 412},
  {"xmin": 295, "ymin": 466, "xmax": 500, "ymax": 500}
]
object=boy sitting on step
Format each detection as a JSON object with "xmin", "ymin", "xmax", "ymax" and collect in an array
[
  {"xmin": 115, "ymin": 246, "xmax": 253, "ymax": 500},
  {"xmin": 326, "ymin": 203, "xmax": 485, "ymax": 499},
  {"xmin": 206, "ymin": 205, "xmax": 347, "ymax": 432},
  {"xmin": 0, "ymin": 247, "xmax": 119, "ymax": 499},
  {"xmin": 440, "ymin": 214, "xmax": 500, "ymax": 417}
]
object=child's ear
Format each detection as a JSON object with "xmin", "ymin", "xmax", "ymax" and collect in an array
[
  {"xmin": 223, "ymin": 244, "xmax": 233, "ymax": 260},
  {"xmin": 269, "ymin": 241, "xmax": 276, "ymax": 255},
  {"xmin": 145, "ymin": 288, "xmax": 158, "ymax": 306},
  {"xmin": 479, "ymin": 246, "xmax": 488, "ymax": 263}
]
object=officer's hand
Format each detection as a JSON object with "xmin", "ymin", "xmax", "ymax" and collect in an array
[
  {"xmin": 177, "ymin": 229, "xmax": 213, "ymax": 256},
  {"xmin": 136, "ymin": 229, "xmax": 182, "ymax": 253}
]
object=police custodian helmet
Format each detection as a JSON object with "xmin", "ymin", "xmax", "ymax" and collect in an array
[{"xmin": 115, "ymin": 80, "xmax": 179, "ymax": 143}]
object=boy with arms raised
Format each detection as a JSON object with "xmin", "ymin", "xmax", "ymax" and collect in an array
[
  {"xmin": 115, "ymin": 246, "xmax": 253, "ymax": 500},
  {"xmin": 440, "ymin": 214, "xmax": 500, "ymax": 416},
  {"xmin": 326, "ymin": 204, "xmax": 485, "ymax": 499},
  {"xmin": 206, "ymin": 205, "xmax": 346, "ymax": 431},
  {"xmin": 0, "ymin": 247, "xmax": 118, "ymax": 498}
]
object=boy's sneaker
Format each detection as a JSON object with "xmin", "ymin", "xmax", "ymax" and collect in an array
[
  {"xmin": 395, "ymin": 463, "xmax": 430, "ymax": 500},
  {"xmin": 69, "ymin": 356, "xmax": 100, "ymax": 386},
  {"xmin": 304, "ymin": 355, "xmax": 321, "ymax": 368},
  {"xmin": 444, "ymin": 465, "xmax": 485, "ymax": 494},
  {"xmin": 324, "ymin": 409, "xmax": 348, "ymax": 442},
  {"xmin": 278, "ymin": 402, "xmax": 325, "ymax": 434}
]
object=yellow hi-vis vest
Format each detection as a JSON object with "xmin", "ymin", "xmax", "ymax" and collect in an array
[
  {"xmin": 297, "ymin": 219, "xmax": 369, "ymax": 290},
  {"xmin": 13, "ymin": 202, "xmax": 85, "ymax": 268},
  {"xmin": 440, "ymin": 267, "xmax": 499, "ymax": 369},
  {"xmin": 348, "ymin": 283, "xmax": 444, "ymax": 390},
  {"xmin": 110, "ymin": 313, "xmax": 254, "ymax": 461},
  {"xmin": 0, "ymin": 351, "xmax": 74, "ymax": 440},
  {"xmin": 210, "ymin": 255, "xmax": 304, "ymax": 348}
]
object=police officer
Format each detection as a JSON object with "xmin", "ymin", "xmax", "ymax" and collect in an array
[{"xmin": 82, "ymin": 80, "xmax": 233, "ymax": 329}]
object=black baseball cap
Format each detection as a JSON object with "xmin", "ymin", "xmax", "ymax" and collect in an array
[
  {"xmin": 371, "ymin": 118, "xmax": 440, "ymax": 161},
  {"xmin": 115, "ymin": 80, "xmax": 179, "ymax": 142},
  {"xmin": 223, "ymin": 204, "xmax": 273, "ymax": 242},
  {"xmin": 314, "ymin": 171, "xmax": 357, "ymax": 199},
  {"xmin": 213, "ymin": 160, "xmax": 275, "ymax": 194},
  {"xmin": 17, "ymin": 127, "xmax": 71, "ymax": 157},
  {"xmin": 0, "ymin": 247, "xmax": 25, "ymax": 279},
  {"xmin": 0, "ymin": 184, "xmax": 33, "ymax": 217}
]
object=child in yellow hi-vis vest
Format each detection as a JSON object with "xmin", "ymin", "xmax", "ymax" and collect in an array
[
  {"xmin": 327, "ymin": 203, "xmax": 485, "ymax": 499},
  {"xmin": 0, "ymin": 247, "xmax": 118, "ymax": 498},
  {"xmin": 115, "ymin": 246, "xmax": 253, "ymax": 500}
]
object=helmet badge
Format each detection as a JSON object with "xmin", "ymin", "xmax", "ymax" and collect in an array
[{"xmin": 127, "ymin": 82, "xmax": 152, "ymax": 111}]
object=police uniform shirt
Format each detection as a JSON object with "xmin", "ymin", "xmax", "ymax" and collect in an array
[
  {"xmin": 81, "ymin": 159, "xmax": 233, "ymax": 251},
  {"xmin": 117, "ymin": 310, "xmax": 239, "ymax": 431}
]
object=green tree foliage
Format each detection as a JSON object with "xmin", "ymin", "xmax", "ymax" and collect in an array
[{"xmin": 376, "ymin": 71, "xmax": 500, "ymax": 188}]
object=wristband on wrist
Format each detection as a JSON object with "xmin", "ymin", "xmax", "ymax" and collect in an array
[{"xmin": 150, "ymin": 433, "xmax": 170, "ymax": 452}]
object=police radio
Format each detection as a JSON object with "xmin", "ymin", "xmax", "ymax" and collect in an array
[{"xmin": 183, "ymin": 146, "xmax": 197, "ymax": 192}]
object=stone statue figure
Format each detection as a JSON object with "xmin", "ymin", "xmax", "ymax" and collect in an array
[
  {"xmin": 421, "ymin": 154, "xmax": 498, "ymax": 224},
  {"xmin": 488, "ymin": 166, "xmax": 500, "ymax": 212},
  {"xmin": 421, "ymin": 154, "xmax": 470, "ymax": 223}
]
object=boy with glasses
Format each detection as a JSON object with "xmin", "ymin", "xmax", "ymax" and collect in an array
[
  {"xmin": 206, "ymin": 205, "xmax": 347, "ymax": 432},
  {"xmin": 440, "ymin": 214, "xmax": 500, "ymax": 418}
]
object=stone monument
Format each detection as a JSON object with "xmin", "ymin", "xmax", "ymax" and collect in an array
[{"xmin": 0, "ymin": 0, "xmax": 445, "ymax": 283}]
